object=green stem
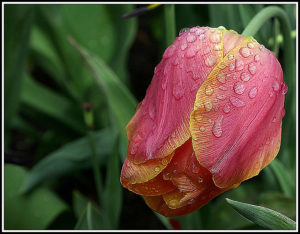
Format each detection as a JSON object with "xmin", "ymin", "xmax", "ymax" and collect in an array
[
  {"xmin": 164, "ymin": 4, "xmax": 176, "ymax": 47},
  {"xmin": 272, "ymin": 18, "xmax": 280, "ymax": 57}
]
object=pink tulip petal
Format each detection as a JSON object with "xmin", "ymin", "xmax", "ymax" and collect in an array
[
  {"xmin": 190, "ymin": 38, "xmax": 286, "ymax": 188},
  {"xmin": 126, "ymin": 27, "xmax": 228, "ymax": 165}
]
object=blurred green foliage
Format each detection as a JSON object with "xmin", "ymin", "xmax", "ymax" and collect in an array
[{"xmin": 4, "ymin": 3, "xmax": 296, "ymax": 230}]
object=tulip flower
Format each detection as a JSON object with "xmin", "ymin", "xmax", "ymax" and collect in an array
[{"xmin": 120, "ymin": 26, "xmax": 287, "ymax": 217}]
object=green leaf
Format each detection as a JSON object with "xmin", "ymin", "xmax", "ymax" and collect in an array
[
  {"xmin": 270, "ymin": 159, "xmax": 295, "ymax": 197},
  {"xmin": 21, "ymin": 127, "xmax": 117, "ymax": 193},
  {"xmin": 102, "ymin": 140, "xmax": 122, "ymax": 229},
  {"xmin": 258, "ymin": 192, "xmax": 296, "ymax": 220},
  {"xmin": 68, "ymin": 37, "xmax": 137, "ymax": 161},
  {"xmin": 226, "ymin": 198, "xmax": 296, "ymax": 230},
  {"xmin": 4, "ymin": 5, "xmax": 35, "ymax": 145},
  {"xmin": 21, "ymin": 73, "xmax": 85, "ymax": 134},
  {"xmin": 72, "ymin": 190, "xmax": 90, "ymax": 219},
  {"xmin": 4, "ymin": 164, "xmax": 68, "ymax": 230},
  {"xmin": 74, "ymin": 202, "xmax": 111, "ymax": 230}
]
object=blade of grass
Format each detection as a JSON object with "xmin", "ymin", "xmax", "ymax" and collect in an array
[
  {"xmin": 226, "ymin": 198, "xmax": 296, "ymax": 230},
  {"xmin": 164, "ymin": 4, "xmax": 176, "ymax": 47}
]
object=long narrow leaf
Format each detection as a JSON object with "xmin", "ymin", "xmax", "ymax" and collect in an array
[
  {"xmin": 21, "ymin": 127, "xmax": 117, "ymax": 193},
  {"xmin": 226, "ymin": 198, "xmax": 296, "ymax": 230}
]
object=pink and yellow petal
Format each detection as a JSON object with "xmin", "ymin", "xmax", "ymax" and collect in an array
[
  {"xmin": 121, "ymin": 172, "xmax": 176, "ymax": 196},
  {"xmin": 126, "ymin": 27, "xmax": 229, "ymax": 165},
  {"xmin": 120, "ymin": 152, "xmax": 174, "ymax": 185},
  {"xmin": 190, "ymin": 37, "xmax": 286, "ymax": 188}
]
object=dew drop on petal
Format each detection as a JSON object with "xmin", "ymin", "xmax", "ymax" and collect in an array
[
  {"xmin": 234, "ymin": 82, "xmax": 245, "ymax": 94},
  {"xmin": 204, "ymin": 100, "xmax": 213, "ymax": 111},
  {"xmin": 259, "ymin": 45, "xmax": 265, "ymax": 51},
  {"xmin": 163, "ymin": 45, "xmax": 176, "ymax": 58},
  {"xmin": 240, "ymin": 72, "xmax": 250, "ymax": 81},
  {"xmin": 235, "ymin": 59, "xmax": 244, "ymax": 71},
  {"xmin": 181, "ymin": 43, "xmax": 188, "ymax": 51},
  {"xmin": 219, "ymin": 85, "xmax": 227, "ymax": 91},
  {"xmin": 179, "ymin": 28, "xmax": 189, "ymax": 35},
  {"xmin": 223, "ymin": 103, "xmax": 231, "ymax": 113},
  {"xmin": 187, "ymin": 34, "xmax": 196, "ymax": 43},
  {"xmin": 216, "ymin": 94, "xmax": 226, "ymax": 100},
  {"xmin": 155, "ymin": 166, "xmax": 160, "ymax": 172},
  {"xmin": 228, "ymin": 54, "xmax": 235, "ymax": 60},
  {"xmin": 230, "ymin": 96, "xmax": 245, "ymax": 107},
  {"xmin": 186, "ymin": 47, "xmax": 196, "ymax": 58},
  {"xmin": 173, "ymin": 84, "xmax": 184, "ymax": 100},
  {"xmin": 210, "ymin": 33, "xmax": 221, "ymax": 43},
  {"xmin": 281, "ymin": 82, "xmax": 288, "ymax": 94},
  {"xmin": 217, "ymin": 73, "xmax": 226, "ymax": 83},
  {"xmin": 199, "ymin": 34, "xmax": 206, "ymax": 40},
  {"xmin": 248, "ymin": 63, "xmax": 256, "ymax": 74},
  {"xmin": 161, "ymin": 77, "xmax": 167, "ymax": 90},
  {"xmin": 247, "ymin": 42, "xmax": 254, "ymax": 49},
  {"xmin": 205, "ymin": 54, "xmax": 217, "ymax": 67},
  {"xmin": 239, "ymin": 47, "xmax": 251, "ymax": 57},
  {"xmin": 254, "ymin": 54, "xmax": 260, "ymax": 62},
  {"xmin": 192, "ymin": 163, "xmax": 200, "ymax": 173},
  {"xmin": 229, "ymin": 63, "xmax": 235, "ymax": 71},
  {"xmin": 200, "ymin": 126, "xmax": 205, "ymax": 132},
  {"xmin": 212, "ymin": 115, "xmax": 224, "ymax": 137},
  {"xmin": 162, "ymin": 158, "xmax": 169, "ymax": 166},
  {"xmin": 163, "ymin": 173, "xmax": 170, "ymax": 180},
  {"xmin": 248, "ymin": 87, "xmax": 258, "ymax": 99},
  {"xmin": 205, "ymin": 85, "xmax": 214, "ymax": 96},
  {"xmin": 272, "ymin": 81, "xmax": 280, "ymax": 91},
  {"xmin": 198, "ymin": 176, "xmax": 203, "ymax": 183}
]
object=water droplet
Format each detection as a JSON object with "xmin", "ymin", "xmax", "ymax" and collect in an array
[
  {"xmin": 235, "ymin": 59, "xmax": 244, "ymax": 71},
  {"xmin": 204, "ymin": 100, "xmax": 213, "ymax": 111},
  {"xmin": 192, "ymin": 163, "xmax": 200, "ymax": 173},
  {"xmin": 228, "ymin": 54, "xmax": 235, "ymax": 60},
  {"xmin": 181, "ymin": 43, "xmax": 188, "ymax": 50},
  {"xmin": 230, "ymin": 96, "xmax": 245, "ymax": 107},
  {"xmin": 173, "ymin": 84, "xmax": 184, "ymax": 100},
  {"xmin": 254, "ymin": 54, "xmax": 260, "ymax": 62},
  {"xmin": 200, "ymin": 126, "xmax": 205, "ymax": 132},
  {"xmin": 248, "ymin": 87, "xmax": 258, "ymax": 99},
  {"xmin": 214, "ymin": 44, "xmax": 222, "ymax": 51},
  {"xmin": 212, "ymin": 115, "xmax": 224, "ymax": 137},
  {"xmin": 205, "ymin": 85, "xmax": 214, "ymax": 96},
  {"xmin": 248, "ymin": 63, "xmax": 256, "ymax": 74},
  {"xmin": 247, "ymin": 42, "xmax": 254, "ymax": 49},
  {"xmin": 281, "ymin": 82, "xmax": 288, "ymax": 94},
  {"xmin": 172, "ymin": 57, "xmax": 179, "ymax": 66},
  {"xmin": 155, "ymin": 167, "xmax": 160, "ymax": 172},
  {"xmin": 281, "ymin": 109, "xmax": 286, "ymax": 118},
  {"xmin": 234, "ymin": 82, "xmax": 245, "ymax": 95},
  {"xmin": 198, "ymin": 176, "xmax": 203, "ymax": 183},
  {"xmin": 269, "ymin": 90, "xmax": 274, "ymax": 97},
  {"xmin": 218, "ymin": 26, "xmax": 226, "ymax": 30},
  {"xmin": 229, "ymin": 63, "xmax": 235, "ymax": 71},
  {"xmin": 210, "ymin": 33, "xmax": 221, "ymax": 43},
  {"xmin": 223, "ymin": 103, "xmax": 231, "ymax": 113},
  {"xmin": 217, "ymin": 73, "xmax": 226, "ymax": 83},
  {"xmin": 272, "ymin": 81, "xmax": 280, "ymax": 91},
  {"xmin": 187, "ymin": 34, "xmax": 196, "ymax": 43},
  {"xmin": 205, "ymin": 54, "xmax": 217, "ymax": 67},
  {"xmin": 162, "ymin": 158, "xmax": 169, "ymax": 166},
  {"xmin": 218, "ymin": 62, "xmax": 227, "ymax": 69},
  {"xmin": 239, "ymin": 47, "xmax": 251, "ymax": 57},
  {"xmin": 199, "ymin": 34, "xmax": 206, "ymax": 40},
  {"xmin": 179, "ymin": 28, "xmax": 189, "ymax": 35},
  {"xmin": 272, "ymin": 116, "xmax": 277, "ymax": 123},
  {"xmin": 219, "ymin": 85, "xmax": 227, "ymax": 91},
  {"xmin": 163, "ymin": 45, "xmax": 176, "ymax": 58},
  {"xmin": 259, "ymin": 45, "xmax": 265, "ymax": 51},
  {"xmin": 173, "ymin": 169, "xmax": 177, "ymax": 174},
  {"xmin": 240, "ymin": 72, "xmax": 250, "ymax": 81},
  {"xmin": 186, "ymin": 47, "xmax": 196, "ymax": 58},
  {"xmin": 188, "ymin": 199, "xmax": 195, "ymax": 204},
  {"xmin": 216, "ymin": 94, "xmax": 226, "ymax": 100},
  {"xmin": 131, "ymin": 145, "xmax": 138, "ymax": 155},
  {"xmin": 195, "ymin": 28, "xmax": 205, "ymax": 35},
  {"xmin": 161, "ymin": 77, "xmax": 167, "ymax": 90},
  {"xmin": 169, "ymin": 199, "xmax": 180, "ymax": 208},
  {"xmin": 210, "ymin": 28, "xmax": 216, "ymax": 33}
]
